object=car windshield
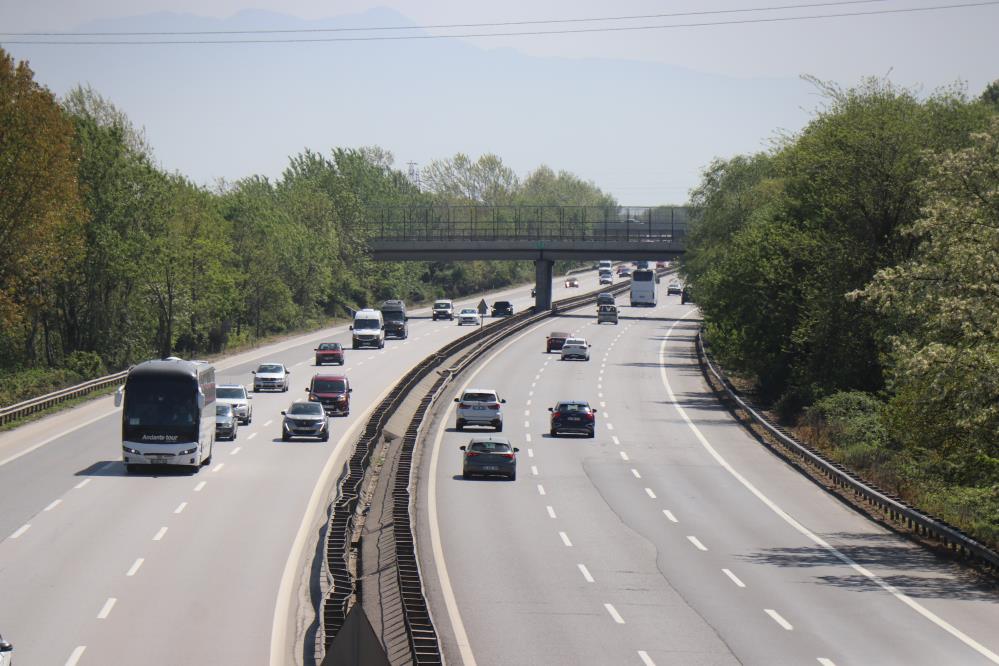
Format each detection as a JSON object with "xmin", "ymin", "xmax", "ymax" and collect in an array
[
  {"xmin": 462, "ymin": 392, "xmax": 497, "ymax": 403},
  {"xmin": 217, "ymin": 387, "xmax": 245, "ymax": 399},
  {"xmin": 384, "ymin": 311, "xmax": 405, "ymax": 322},
  {"xmin": 355, "ymin": 318, "xmax": 380, "ymax": 331},
  {"xmin": 564, "ymin": 338, "xmax": 585, "ymax": 346},
  {"xmin": 258, "ymin": 364, "xmax": 283, "ymax": 373},
  {"xmin": 495, "ymin": 301, "xmax": 511, "ymax": 307},
  {"xmin": 468, "ymin": 440, "xmax": 512, "ymax": 453},
  {"xmin": 460, "ymin": 309, "xmax": 477, "ymax": 315},
  {"xmin": 313, "ymin": 380, "xmax": 346, "ymax": 393},
  {"xmin": 318, "ymin": 343, "xmax": 341, "ymax": 351},
  {"xmin": 288, "ymin": 403, "xmax": 324, "ymax": 416},
  {"xmin": 216, "ymin": 404, "xmax": 233, "ymax": 416},
  {"xmin": 434, "ymin": 302, "xmax": 450, "ymax": 309},
  {"xmin": 557, "ymin": 403, "xmax": 590, "ymax": 413}
]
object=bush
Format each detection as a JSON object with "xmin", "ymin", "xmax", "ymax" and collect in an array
[
  {"xmin": 64, "ymin": 351, "xmax": 106, "ymax": 379},
  {"xmin": 803, "ymin": 391, "xmax": 888, "ymax": 451}
]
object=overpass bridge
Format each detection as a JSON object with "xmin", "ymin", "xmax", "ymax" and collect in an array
[{"xmin": 364, "ymin": 205, "xmax": 690, "ymax": 309}]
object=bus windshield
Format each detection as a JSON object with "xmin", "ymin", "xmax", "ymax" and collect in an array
[{"xmin": 124, "ymin": 376, "xmax": 198, "ymax": 428}]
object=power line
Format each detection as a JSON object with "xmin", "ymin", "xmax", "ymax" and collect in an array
[
  {"xmin": 0, "ymin": 0, "xmax": 886, "ymax": 36},
  {"xmin": 2, "ymin": 1, "xmax": 995, "ymax": 45}
]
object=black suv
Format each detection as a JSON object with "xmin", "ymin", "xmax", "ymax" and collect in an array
[
  {"xmin": 597, "ymin": 292, "xmax": 615, "ymax": 306},
  {"xmin": 492, "ymin": 300, "xmax": 514, "ymax": 317},
  {"xmin": 549, "ymin": 400, "xmax": 597, "ymax": 438}
]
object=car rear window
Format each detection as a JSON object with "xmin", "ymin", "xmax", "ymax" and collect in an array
[
  {"xmin": 318, "ymin": 343, "xmax": 341, "ymax": 350},
  {"xmin": 462, "ymin": 392, "xmax": 497, "ymax": 402},
  {"xmin": 549, "ymin": 332, "xmax": 569, "ymax": 339},
  {"xmin": 217, "ymin": 387, "xmax": 245, "ymax": 399},
  {"xmin": 469, "ymin": 441, "xmax": 511, "ymax": 453},
  {"xmin": 557, "ymin": 403, "xmax": 590, "ymax": 412}
]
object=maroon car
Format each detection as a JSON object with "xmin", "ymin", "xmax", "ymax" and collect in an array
[
  {"xmin": 546, "ymin": 331, "xmax": 570, "ymax": 353},
  {"xmin": 314, "ymin": 342, "xmax": 344, "ymax": 366},
  {"xmin": 307, "ymin": 374, "xmax": 352, "ymax": 416}
]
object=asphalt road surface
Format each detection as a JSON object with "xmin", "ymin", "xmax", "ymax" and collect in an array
[
  {"xmin": 0, "ymin": 271, "xmax": 600, "ymax": 666},
  {"xmin": 419, "ymin": 292, "xmax": 999, "ymax": 666}
]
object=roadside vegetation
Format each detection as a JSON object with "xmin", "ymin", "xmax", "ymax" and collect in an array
[
  {"xmin": 0, "ymin": 48, "xmax": 613, "ymax": 407},
  {"xmin": 683, "ymin": 77, "xmax": 999, "ymax": 549}
]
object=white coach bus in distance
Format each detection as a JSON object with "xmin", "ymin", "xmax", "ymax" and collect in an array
[
  {"xmin": 115, "ymin": 357, "xmax": 216, "ymax": 473},
  {"xmin": 630, "ymin": 268, "xmax": 658, "ymax": 307}
]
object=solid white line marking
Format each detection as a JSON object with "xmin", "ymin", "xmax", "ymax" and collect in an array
[
  {"xmin": 604, "ymin": 603, "xmax": 625, "ymax": 624},
  {"xmin": 645, "ymin": 487, "xmax": 657, "ymax": 499},
  {"xmin": 97, "ymin": 597, "xmax": 117, "ymax": 619},
  {"xmin": 524, "ymin": 433, "xmax": 532, "ymax": 443},
  {"xmin": 765, "ymin": 609, "xmax": 793, "ymax": 631},
  {"xmin": 657, "ymin": 312, "xmax": 999, "ymax": 664},
  {"xmin": 578, "ymin": 563, "xmax": 595, "ymax": 582},
  {"xmin": 531, "ymin": 465, "xmax": 539, "ymax": 476},
  {"xmin": 65, "ymin": 646, "xmax": 86, "ymax": 666},
  {"xmin": 212, "ymin": 463, "xmax": 224, "ymax": 473},
  {"xmin": 127, "ymin": 558, "xmax": 144, "ymax": 576},
  {"xmin": 153, "ymin": 527, "xmax": 167, "ymax": 541},
  {"xmin": 620, "ymin": 451, "xmax": 629, "ymax": 461},
  {"xmin": 546, "ymin": 505, "xmax": 557, "ymax": 518},
  {"xmin": 527, "ymin": 448, "xmax": 534, "ymax": 458},
  {"xmin": 537, "ymin": 484, "xmax": 546, "ymax": 496},
  {"xmin": 612, "ymin": 436, "xmax": 620, "ymax": 445},
  {"xmin": 687, "ymin": 535, "xmax": 707, "ymax": 551},
  {"xmin": 559, "ymin": 531, "xmax": 573, "ymax": 547},
  {"xmin": 230, "ymin": 446, "xmax": 242, "ymax": 455},
  {"xmin": 248, "ymin": 432, "xmax": 257, "ymax": 439},
  {"xmin": 263, "ymin": 420, "xmax": 273, "ymax": 427},
  {"xmin": 10, "ymin": 524, "xmax": 30, "ymax": 539},
  {"xmin": 194, "ymin": 481, "xmax": 206, "ymax": 492},
  {"xmin": 663, "ymin": 509, "xmax": 678, "ymax": 523},
  {"xmin": 631, "ymin": 468, "xmax": 641, "ymax": 479},
  {"xmin": 817, "ymin": 659, "xmax": 837, "ymax": 666},
  {"xmin": 174, "ymin": 502, "xmax": 187, "ymax": 514},
  {"xmin": 44, "ymin": 499, "xmax": 62, "ymax": 512},
  {"xmin": 74, "ymin": 479, "xmax": 91, "ymax": 489},
  {"xmin": 723, "ymin": 568, "xmax": 746, "ymax": 587},
  {"xmin": 638, "ymin": 651, "xmax": 657, "ymax": 666}
]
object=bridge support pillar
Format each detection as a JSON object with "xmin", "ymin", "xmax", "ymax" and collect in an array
[{"xmin": 534, "ymin": 259, "xmax": 553, "ymax": 311}]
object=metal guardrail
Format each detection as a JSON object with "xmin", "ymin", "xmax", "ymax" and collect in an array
[
  {"xmin": 319, "ymin": 278, "xmax": 637, "ymax": 663},
  {"xmin": 0, "ymin": 370, "xmax": 129, "ymax": 426},
  {"xmin": 696, "ymin": 332, "xmax": 999, "ymax": 571}
]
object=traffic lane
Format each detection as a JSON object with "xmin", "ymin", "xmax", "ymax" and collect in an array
[
  {"xmin": 0, "ymin": 275, "xmax": 604, "ymax": 665},
  {"xmin": 431, "ymin": 311, "xmax": 740, "ymax": 665},
  {"xmin": 604, "ymin": 306, "xmax": 999, "ymax": 664}
]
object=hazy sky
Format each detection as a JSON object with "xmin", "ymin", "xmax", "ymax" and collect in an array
[{"xmin": 2, "ymin": 1, "xmax": 996, "ymax": 202}]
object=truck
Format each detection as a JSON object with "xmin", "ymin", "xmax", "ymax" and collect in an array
[{"xmin": 381, "ymin": 300, "xmax": 408, "ymax": 339}]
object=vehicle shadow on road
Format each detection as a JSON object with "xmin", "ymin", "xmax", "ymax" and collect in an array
[
  {"xmin": 739, "ymin": 532, "xmax": 999, "ymax": 602},
  {"xmin": 75, "ymin": 461, "xmax": 196, "ymax": 477},
  {"xmin": 451, "ymin": 474, "xmax": 515, "ymax": 482}
]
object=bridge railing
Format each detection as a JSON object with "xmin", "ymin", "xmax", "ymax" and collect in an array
[{"xmin": 363, "ymin": 205, "xmax": 691, "ymax": 245}]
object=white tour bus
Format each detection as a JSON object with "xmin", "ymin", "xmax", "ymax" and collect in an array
[
  {"xmin": 630, "ymin": 268, "xmax": 659, "ymax": 307},
  {"xmin": 116, "ymin": 357, "xmax": 216, "ymax": 472}
]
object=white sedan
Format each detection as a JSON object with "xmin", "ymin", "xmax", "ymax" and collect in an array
[
  {"xmin": 457, "ymin": 308, "xmax": 481, "ymax": 326},
  {"xmin": 560, "ymin": 337, "xmax": 591, "ymax": 361}
]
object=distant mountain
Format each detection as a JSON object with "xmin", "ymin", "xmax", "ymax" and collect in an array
[{"xmin": 4, "ymin": 8, "xmax": 814, "ymax": 203}]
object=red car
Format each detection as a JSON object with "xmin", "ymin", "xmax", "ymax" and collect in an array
[
  {"xmin": 546, "ymin": 331, "xmax": 570, "ymax": 353},
  {"xmin": 314, "ymin": 342, "xmax": 344, "ymax": 366},
  {"xmin": 307, "ymin": 374, "xmax": 352, "ymax": 416}
]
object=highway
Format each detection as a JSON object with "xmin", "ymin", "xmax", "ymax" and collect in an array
[
  {"xmin": 419, "ymin": 293, "xmax": 999, "ymax": 665},
  {"xmin": 0, "ymin": 273, "xmax": 596, "ymax": 666}
]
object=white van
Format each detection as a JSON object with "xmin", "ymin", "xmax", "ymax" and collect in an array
[
  {"xmin": 351, "ymin": 308, "xmax": 385, "ymax": 349},
  {"xmin": 598, "ymin": 259, "xmax": 612, "ymax": 272}
]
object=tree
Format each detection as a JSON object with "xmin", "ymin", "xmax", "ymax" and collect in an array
[
  {"xmin": 981, "ymin": 79, "xmax": 999, "ymax": 110},
  {"xmin": 421, "ymin": 153, "xmax": 519, "ymax": 204}
]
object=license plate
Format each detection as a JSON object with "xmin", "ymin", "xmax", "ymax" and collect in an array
[
  {"xmin": 473, "ymin": 405, "xmax": 486, "ymax": 410},
  {"xmin": 483, "ymin": 466, "xmax": 499, "ymax": 471}
]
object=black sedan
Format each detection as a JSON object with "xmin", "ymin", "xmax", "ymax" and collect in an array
[
  {"xmin": 460, "ymin": 437, "xmax": 518, "ymax": 480},
  {"xmin": 549, "ymin": 401, "xmax": 597, "ymax": 438}
]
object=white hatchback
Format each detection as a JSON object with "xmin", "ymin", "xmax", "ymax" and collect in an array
[
  {"xmin": 560, "ymin": 338, "xmax": 591, "ymax": 361},
  {"xmin": 454, "ymin": 388, "xmax": 506, "ymax": 431}
]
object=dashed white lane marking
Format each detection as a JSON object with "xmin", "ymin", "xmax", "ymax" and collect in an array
[
  {"xmin": 817, "ymin": 659, "xmax": 837, "ymax": 666},
  {"xmin": 598, "ymin": 392, "xmax": 604, "ymax": 399},
  {"xmin": 153, "ymin": 527, "xmax": 167, "ymax": 541},
  {"xmin": 645, "ymin": 488, "xmax": 657, "ymax": 499},
  {"xmin": 559, "ymin": 531, "xmax": 573, "ymax": 547},
  {"xmin": 546, "ymin": 505, "xmax": 557, "ymax": 519},
  {"xmin": 65, "ymin": 646, "xmax": 87, "ymax": 666},
  {"xmin": 97, "ymin": 597, "xmax": 117, "ymax": 619},
  {"xmin": 528, "ymin": 390, "xmax": 534, "ymax": 397},
  {"xmin": 612, "ymin": 436, "xmax": 620, "ymax": 445},
  {"xmin": 526, "ymin": 399, "xmax": 532, "ymax": 406},
  {"xmin": 537, "ymin": 484, "xmax": 546, "ymax": 496},
  {"xmin": 604, "ymin": 603, "xmax": 625, "ymax": 624},
  {"xmin": 293, "ymin": 361, "xmax": 305, "ymax": 367},
  {"xmin": 663, "ymin": 510, "xmax": 678, "ymax": 523},
  {"xmin": 606, "ymin": 422, "xmax": 614, "ymax": 430},
  {"xmin": 174, "ymin": 502, "xmax": 187, "ymax": 514},
  {"xmin": 527, "ymin": 448, "xmax": 534, "ymax": 458},
  {"xmin": 127, "ymin": 558, "xmax": 144, "ymax": 576},
  {"xmin": 263, "ymin": 420, "xmax": 273, "ymax": 427},
  {"xmin": 657, "ymin": 310, "xmax": 999, "ymax": 664},
  {"xmin": 248, "ymin": 432, "xmax": 258, "ymax": 440},
  {"xmin": 44, "ymin": 499, "xmax": 62, "ymax": 512},
  {"xmin": 620, "ymin": 451, "xmax": 629, "ymax": 461},
  {"xmin": 686, "ymin": 536, "xmax": 707, "ymax": 551},
  {"xmin": 230, "ymin": 446, "xmax": 242, "ymax": 456},
  {"xmin": 212, "ymin": 463, "xmax": 224, "ymax": 473},
  {"xmin": 578, "ymin": 563, "xmax": 595, "ymax": 583},
  {"xmin": 722, "ymin": 569, "xmax": 746, "ymax": 588},
  {"xmin": 638, "ymin": 651, "xmax": 657, "ymax": 666},
  {"xmin": 597, "ymin": 383, "xmax": 602, "ymax": 390},
  {"xmin": 194, "ymin": 481, "xmax": 206, "ymax": 492},
  {"xmin": 367, "ymin": 355, "xmax": 376, "ymax": 360},
  {"xmin": 523, "ymin": 421, "xmax": 530, "ymax": 428},
  {"xmin": 524, "ymin": 410, "xmax": 530, "ymax": 417},
  {"xmin": 631, "ymin": 468, "xmax": 641, "ymax": 479},
  {"xmin": 531, "ymin": 466, "xmax": 539, "ymax": 476},
  {"xmin": 74, "ymin": 479, "xmax": 91, "ymax": 489},
  {"xmin": 534, "ymin": 374, "xmax": 540, "ymax": 381},
  {"xmin": 531, "ymin": 382, "xmax": 536, "ymax": 388},
  {"xmin": 10, "ymin": 524, "xmax": 30, "ymax": 539},
  {"xmin": 524, "ymin": 433, "xmax": 532, "ymax": 443},
  {"xmin": 765, "ymin": 609, "xmax": 793, "ymax": 631},
  {"xmin": 600, "ymin": 401, "xmax": 606, "ymax": 408}
]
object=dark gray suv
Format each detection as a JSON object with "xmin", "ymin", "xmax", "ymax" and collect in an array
[{"xmin": 460, "ymin": 437, "xmax": 518, "ymax": 480}]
